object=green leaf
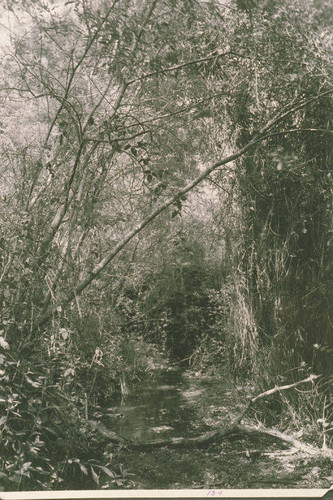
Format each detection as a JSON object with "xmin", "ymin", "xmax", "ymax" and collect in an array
[
  {"xmin": 8, "ymin": 475, "xmax": 21, "ymax": 483},
  {"xmin": 21, "ymin": 462, "xmax": 32, "ymax": 472},
  {"xmin": 79, "ymin": 463, "xmax": 88, "ymax": 476},
  {"xmin": 63, "ymin": 368, "xmax": 75, "ymax": 377},
  {"xmin": 91, "ymin": 467, "xmax": 99, "ymax": 485},
  {"xmin": 97, "ymin": 465, "xmax": 115, "ymax": 478},
  {"xmin": 26, "ymin": 377, "xmax": 42, "ymax": 388},
  {"xmin": 0, "ymin": 337, "xmax": 9, "ymax": 349}
]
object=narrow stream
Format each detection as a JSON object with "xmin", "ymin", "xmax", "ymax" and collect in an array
[
  {"xmin": 102, "ymin": 369, "xmax": 332, "ymax": 489},
  {"xmin": 103, "ymin": 368, "xmax": 210, "ymax": 444}
]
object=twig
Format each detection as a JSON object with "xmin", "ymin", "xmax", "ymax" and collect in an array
[
  {"xmin": 127, "ymin": 51, "xmax": 230, "ymax": 85},
  {"xmin": 232, "ymin": 374, "xmax": 320, "ymax": 425},
  {"xmin": 35, "ymin": 89, "xmax": 333, "ymax": 327}
]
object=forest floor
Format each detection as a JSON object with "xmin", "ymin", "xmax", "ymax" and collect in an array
[{"xmin": 102, "ymin": 369, "xmax": 333, "ymax": 489}]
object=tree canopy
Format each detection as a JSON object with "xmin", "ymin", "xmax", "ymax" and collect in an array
[{"xmin": 0, "ymin": 0, "xmax": 332, "ymax": 490}]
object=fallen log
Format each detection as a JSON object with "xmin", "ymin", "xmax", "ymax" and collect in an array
[
  {"xmin": 95, "ymin": 373, "xmax": 331, "ymax": 459},
  {"xmin": 231, "ymin": 424, "xmax": 318, "ymax": 455},
  {"xmin": 122, "ymin": 374, "xmax": 328, "ymax": 455},
  {"xmin": 128, "ymin": 423, "xmax": 323, "ymax": 453}
]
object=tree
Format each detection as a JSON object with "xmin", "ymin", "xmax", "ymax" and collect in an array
[{"xmin": 0, "ymin": 0, "xmax": 332, "ymax": 489}]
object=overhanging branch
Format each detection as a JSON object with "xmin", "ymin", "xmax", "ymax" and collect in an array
[{"xmin": 35, "ymin": 89, "xmax": 333, "ymax": 328}]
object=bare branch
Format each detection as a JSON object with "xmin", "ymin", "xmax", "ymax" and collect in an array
[
  {"xmin": 45, "ymin": 0, "xmax": 120, "ymax": 144},
  {"xmin": 232, "ymin": 374, "xmax": 321, "ymax": 426},
  {"xmin": 34, "ymin": 88, "xmax": 333, "ymax": 327},
  {"xmin": 127, "ymin": 50, "xmax": 230, "ymax": 85}
]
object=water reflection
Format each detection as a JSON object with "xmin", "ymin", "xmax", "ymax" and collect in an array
[{"xmin": 104, "ymin": 370, "xmax": 207, "ymax": 442}]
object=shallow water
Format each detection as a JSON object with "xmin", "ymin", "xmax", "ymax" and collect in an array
[
  {"xmin": 103, "ymin": 370, "xmax": 333, "ymax": 489},
  {"xmin": 104, "ymin": 369, "xmax": 211, "ymax": 443}
]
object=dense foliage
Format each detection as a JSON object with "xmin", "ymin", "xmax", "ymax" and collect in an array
[{"xmin": 0, "ymin": 0, "xmax": 332, "ymax": 490}]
